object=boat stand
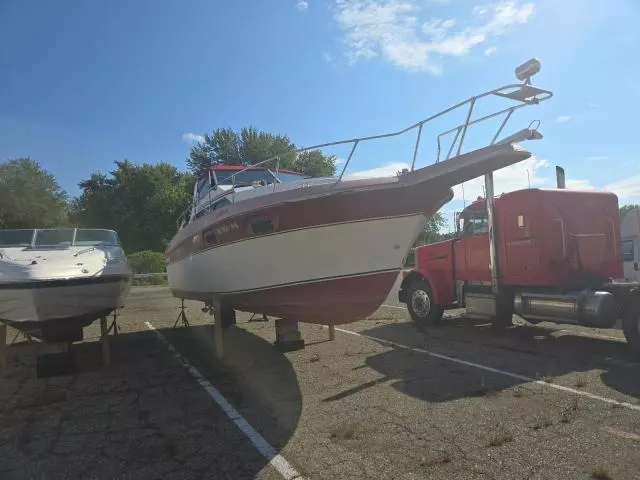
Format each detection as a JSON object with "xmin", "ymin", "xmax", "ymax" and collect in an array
[
  {"xmin": 10, "ymin": 329, "xmax": 34, "ymax": 346},
  {"xmin": 100, "ymin": 316, "xmax": 112, "ymax": 367},
  {"xmin": 274, "ymin": 319, "xmax": 305, "ymax": 352},
  {"xmin": 98, "ymin": 308, "xmax": 122, "ymax": 368},
  {"xmin": 210, "ymin": 296, "xmax": 224, "ymax": 360},
  {"xmin": 248, "ymin": 312, "xmax": 269, "ymax": 322},
  {"xmin": 173, "ymin": 299, "xmax": 190, "ymax": 329},
  {"xmin": 107, "ymin": 310, "xmax": 120, "ymax": 336}
]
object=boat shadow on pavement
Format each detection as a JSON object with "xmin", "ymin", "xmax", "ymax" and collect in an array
[
  {"xmin": 357, "ymin": 318, "xmax": 640, "ymax": 404},
  {"xmin": 0, "ymin": 324, "xmax": 301, "ymax": 480}
]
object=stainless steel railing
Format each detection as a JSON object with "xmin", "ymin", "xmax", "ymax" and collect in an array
[{"xmin": 177, "ymin": 62, "xmax": 553, "ymax": 229}]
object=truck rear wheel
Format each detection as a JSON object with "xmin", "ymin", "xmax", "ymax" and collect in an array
[
  {"xmin": 407, "ymin": 279, "xmax": 444, "ymax": 326},
  {"xmin": 622, "ymin": 310, "xmax": 640, "ymax": 355}
]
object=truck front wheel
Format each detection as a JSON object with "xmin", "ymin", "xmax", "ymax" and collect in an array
[
  {"xmin": 407, "ymin": 279, "xmax": 444, "ymax": 326},
  {"xmin": 622, "ymin": 310, "xmax": 640, "ymax": 355}
]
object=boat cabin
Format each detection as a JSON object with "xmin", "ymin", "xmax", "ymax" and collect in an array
[{"xmin": 191, "ymin": 165, "xmax": 309, "ymax": 220}]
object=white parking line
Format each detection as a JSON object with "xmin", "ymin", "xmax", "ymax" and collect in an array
[
  {"xmin": 144, "ymin": 321, "xmax": 305, "ymax": 480},
  {"xmin": 334, "ymin": 326, "xmax": 640, "ymax": 412},
  {"xmin": 382, "ymin": 304, "xmax": 406, "ymax": 310}
]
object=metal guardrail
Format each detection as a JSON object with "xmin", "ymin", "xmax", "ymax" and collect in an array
[{"xmin": 132, "ymin": 273, "xmax": 167, "ymax": 279}]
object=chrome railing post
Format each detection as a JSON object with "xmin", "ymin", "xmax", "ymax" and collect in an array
[
  {"xmin": 445, "ymin": 128, "xmax": 462, "ymax": 162},
  {"xmin": 410, "ymin": 123, "xmax": 423, "ymax": 172},
  {"xmin": 274, "ymin": 156, "xmax": 280, "ymax": 192},
  {"xmin": 490, "ymin": 109, "xmax": 514, "ymax": 145},
  {"xmin": 337, "ymin": 140, "xmax": 359, "ymax": 183},
  {"xmin": 455, "ymin": 97, "xmax": 476, "ymax": 157}
]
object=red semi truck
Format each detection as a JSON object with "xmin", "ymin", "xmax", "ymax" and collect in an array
[{"xmin": 399, "ymin": 184, "xmax": 640, "ymax": 353}]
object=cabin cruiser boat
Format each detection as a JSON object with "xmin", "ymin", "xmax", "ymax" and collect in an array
[
  {"xmin": 0, "ymin": 228, "xmax": 131, "ymax": 342},
  {"xmin": 166, "ymin": 59, "xmax": 553, "ymax": 325}
]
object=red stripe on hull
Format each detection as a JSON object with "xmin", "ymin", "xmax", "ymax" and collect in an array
[{"xmin": 173, "ymin": 271, "xmax": 399, "ymax": 325}]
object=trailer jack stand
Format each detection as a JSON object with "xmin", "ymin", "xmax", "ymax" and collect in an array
[{"xmin": 173, "ymin": 299, "xmax": 190, "ymax": 328}]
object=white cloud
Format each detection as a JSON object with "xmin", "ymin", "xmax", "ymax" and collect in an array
[
  {"xmin": 586, "ymin": 156, "xmax": 608, "ymax": 161},
  {"xmin": 452, "ymin": 157, "xmax": 549, "ymax": 201},
  {"xmin": 297, "ymin": 0, "xmax": 309, "ymax": 11},
  {"xmin": 322, "ymin": 52, "xmax": 334, "ymax": 64},
  {"xmin": 588, "ymin": 102, "xmax": 600, "ymax": 108},
  {"xmin": 333, "ymin": 0, "xmax": 535, "ymax": 73},
  {"xmin": 566, "ymin": 179, "xmax": 596, "ymax": 190},
  {"xmin": 556, "ymin": 115, "xmax": 571, "ymax": 123},
  {"xmin": 182, "ymin": 133, "xmax": 205, "ymax": 144},
  {"xmin": 484, "ymin": 46, "xmax": 497, "ymax": 56},
  {"xmin": 346, "ymin": 161, "xmax": 409, "ymax": 179},
  {"xmin": 604, "ymin": 175, "xmax": 640, "ymax": 199}
]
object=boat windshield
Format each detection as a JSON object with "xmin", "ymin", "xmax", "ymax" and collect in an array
[
  {"xmin": 0, "ymin": 229, "xmax": 35, "ymax": 247},
  {"xmin": 0, "ymin": 229, "xmax": 120, "ymax": 247},
  {"xmin": 215, "ymin": 169, "xmax": 305, "ymax": 185},
  {"xmin": 74, "ymin": 229, "xmax": 121, "ymax": 246}
]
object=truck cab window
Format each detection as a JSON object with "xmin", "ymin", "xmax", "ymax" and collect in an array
[{"xmin": 463, "ymin": 212, "xmax": 489, "ymax": 236}]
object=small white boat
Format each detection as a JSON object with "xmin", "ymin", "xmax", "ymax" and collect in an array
[{"xmin": 0, "ymin": 228, "xmax": 131, "ymax": 342}]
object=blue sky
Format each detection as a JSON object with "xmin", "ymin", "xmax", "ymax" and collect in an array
[{"xmin": 2, "ymin": 0, "xmax": 639, "ymax": 230}]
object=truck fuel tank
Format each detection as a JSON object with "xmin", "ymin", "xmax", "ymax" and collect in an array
[{"xmin": 513, "ymin": 291, "xmax": 618, "ymax": 328}]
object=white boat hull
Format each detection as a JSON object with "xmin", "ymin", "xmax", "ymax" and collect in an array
[
  {"xmin": 169, "ymin": 213, "xmax": 426, "ymax": 302},
  {"xmin": 0, "ymin": 276, "xmax": 130, "ymax": 325}
]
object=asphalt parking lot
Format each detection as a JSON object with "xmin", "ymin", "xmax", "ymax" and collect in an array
[{"xmin": 1, "ymin": 279, "xmax": 640, "ymax": 480}]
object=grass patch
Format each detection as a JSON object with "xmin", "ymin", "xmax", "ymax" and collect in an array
[
  {"xmin": 590, "ymin": 467, "xmax": 613, "ymax": 480},
  {"xmin": 420, "ymin": 451, "xmax": 452, "ymax": 468},
  {"xmin": 487, "ymin": 429, "xmax": 513, "ymax": 447},
  {"xmin": 543, "ymin": 376, "xmax": 555, "ymax": 384},
  {"xmin": 330, "ymin": 422, "xmax": 358, "ymax": 440},
  {"xmin": 532, "ymin": 417, "xmax": 553, "ymax": 430},
  {"xmin": 513, "ymin": 389, "xmax": 523, "ymax": 398},
  {"xmin": 576, "ymin": 377, "xmax": 587, "ymax": 388},
  {"xmin": 560, "ymin": 397, "xmax": 579, "ymax": 424}
]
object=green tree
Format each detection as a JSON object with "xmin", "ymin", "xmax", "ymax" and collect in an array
[
  {"xmin": 71, "ymin": 160, "xmax": 192, "ymax": 253},
  {"xmin": 0, "ymin": 158, "xmax": 69, "ymax": 228},
  {"xmin": 186, "ymin": 126, "xmax": 336, "ymax": 177},
  {"xmin": 620, "ymin": 204, "xmax": 639, "ymax": 220},
  {"xmin": 404, "ymin": 212, "xmax": 453, "ymax": 267},
  {"xmin": 415, "ymin": 212, "xmax": 448, "ymax": 246}
]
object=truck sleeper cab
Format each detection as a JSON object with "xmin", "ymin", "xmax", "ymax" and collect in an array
[{"xmin": 399, "ymin": 188, "xmax": 640, "ymax": 353}]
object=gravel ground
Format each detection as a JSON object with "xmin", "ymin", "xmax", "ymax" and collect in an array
[{"xmin": 2, "ymin": 280, "xmax": 640, "ymax": 480}]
